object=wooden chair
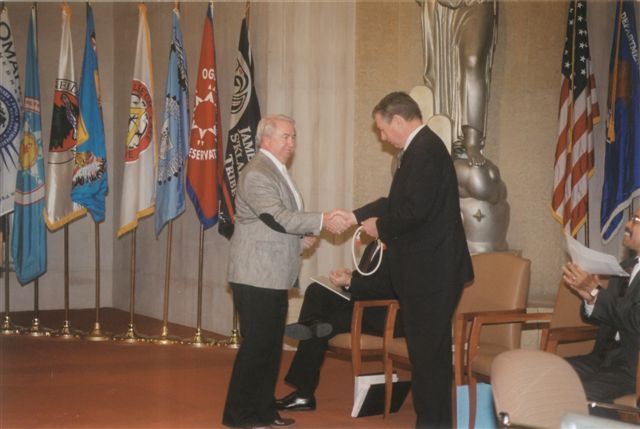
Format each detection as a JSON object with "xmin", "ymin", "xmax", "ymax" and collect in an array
[
  {"xmin": 327, "ymin": 299, "xmax": 400, "ymax": 386},
  {"xmin": 462, "ymin": 278, "xmax": 611, "ymax": 428},
  {"xmin": 380, "ymin": 252, "xmax": 533, "ymax": 422}
]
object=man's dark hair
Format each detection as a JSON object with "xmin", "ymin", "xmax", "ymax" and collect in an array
[{"xmin": 371, "ymin": 91, "xmax": 422, "ymax": 122}]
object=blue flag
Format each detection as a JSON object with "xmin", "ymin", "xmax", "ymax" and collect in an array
[
  {"xmin": 155, "ymin": 8, "xmax": 189, "ymax": 236},
  {"xmin": 11, "ymin": 7, "xmax": 46, "ymax": 284},
  {"xmin": 71, "ymin": 4, "xmax": 108, "ymax": 223},
  {"xmin": 601, "ymin": 0, "xmax": 640, "ymax": 242}
]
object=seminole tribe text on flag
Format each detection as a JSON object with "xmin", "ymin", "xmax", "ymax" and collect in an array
[
  {"xmin": 45, "ymin": 3, "xmax": 84, "ymax": 230},
  {"xmin": 11, "ymin": 7, "xmax": 46, "ymax": 284},
  {"xmin": 0, "ymin": 6, "xmax": 21, "ymax": 217},
  {"xmin": 552, "ymin": 0, "xmax": 600, "ymax": 238},
  {"xmin": 118, "ymin": 3, "xmax": 157, "ymax": 237},
  {"xmin": 218, "ymin": 15, "xmax": 261, "ymax": 239},
  {"xmin": 187, "ymin": 2, "xmax": 223, "ymax": 229},
  {"xmin": 72, "ymin": 4, "xmax": 108, "ymax": 223},
  {"xmin": 155, "ymin": 7, "xmax": 189, "ymax": 236},
  {"xmin": 601, "ymin": 0, "xmax": 640, "ymax": 242}
]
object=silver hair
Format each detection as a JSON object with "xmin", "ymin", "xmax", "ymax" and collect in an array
[{"xmin": 256, "ymin": 114, "xmax": 295, "ymax": 147}]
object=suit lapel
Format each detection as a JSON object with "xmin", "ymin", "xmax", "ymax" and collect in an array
[
  {"xmin": 621, "ymin": 257, "xmax": 640, "ymax": 296},
  {"xmin": 257, "ymin": 152, "xmax": 301, "ymax": 212}
]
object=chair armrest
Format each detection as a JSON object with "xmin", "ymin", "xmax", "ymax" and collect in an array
[
  {"xmin": 589, "ymin": 401, "xmax": 640, "ymax": 414},
  {"xmin": 542, "ymin": 325, "xmax": 598, "ymax": 353},
  {"xmin": 462, "ymin": 311, "xmax": 554, "ymax": 383}
]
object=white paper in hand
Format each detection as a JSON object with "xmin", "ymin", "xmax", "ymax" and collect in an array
[{"xmin": 565, "ymin": 234, "xmax": 629, "ymax": 277}]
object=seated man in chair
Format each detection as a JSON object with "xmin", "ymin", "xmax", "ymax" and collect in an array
[
  {"xmin": 276, "ymin": 241, "xmax": 403, "ymax": 411},
  {"xmin": 562, "ymin": 208, "xmax": 640, "ymax": 420}
]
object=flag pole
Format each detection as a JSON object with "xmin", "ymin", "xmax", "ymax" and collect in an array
[
  {"xmin": 1, "ymin": 216, "xmax": 21, "ymax": 335},
  {"xmin": 53, "ymin": 224, "xmax": 82, "ymax": 339},
  {"xmin": 151, "ymin": 220, "xmax": 181, "ymax": 345},
  {"xmin": 183, "ymin": 224, "xmax": 215, "ymax": 347},
  {"xmin": 84, "ymin": 220, "xmax": 111, "ymax": 341},
  {"xmin": 115, "ymin": 228, "xmax": 147, "ymax": 342},
  {"xmin": 26, "ymin": 278, "xmax": 51, "ymax": 336}
]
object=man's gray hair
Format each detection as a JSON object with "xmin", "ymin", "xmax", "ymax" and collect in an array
[{"xmin": 256, "ymin": 114, "xmax": 295, "ymax": 147}]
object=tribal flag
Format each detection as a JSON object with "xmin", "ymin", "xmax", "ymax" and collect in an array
[
  {"xmin": 11, "ymin": 6, "xmax": 46, "ymax": 284},
  {"xmin": 0, "ymin": 6, "xmax": 21, "ymax": 217},
  {"xmin": 601, "ymin": 0, "xmax": 640, "ymax": 242},
  {"xmin": 45, "ymin": 4, "xmax": 84, "ymax": 230},
  {"xmin": 551, "ymin": 0, "xmax": 599, "ymax": 238},
  {"xmin": 118, "ymin": 4, "xmax": 156, "ymax": 237},
  {"xmin": 218, "ymin": 15, "xmax": 261, "ymax": 239},
  {"xmin": 72, "ymin": 4, "xmax": 107, "ymax": 223},
  {"xmin": 186, "ymin": 2, "xmax": 223, "ymax": 229},
  {"xmin": 155, "ymin": 8, "xmax": 189, "ymax": 236}
]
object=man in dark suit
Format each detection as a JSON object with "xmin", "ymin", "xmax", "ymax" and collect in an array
[
  {"xmin": 562, "ymin": 208, "xmax": 640, "ymax": 420},
  {"xmin": 223, "ymin": 115, "xmax": 344, "ymax": 429},
  {"xmin": 276, "ymin": 241, "xmax": 404, "ymax": 411},
  {"xmin": 337, "ymin": 92, "xmax": 474, "ymax": 428}
]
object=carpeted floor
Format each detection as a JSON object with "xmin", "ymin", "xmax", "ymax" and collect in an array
[{"xmin": 0, "ymin": 308, "xmax": 415, "ymax": 429}]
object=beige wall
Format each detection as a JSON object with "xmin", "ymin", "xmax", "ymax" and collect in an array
[{"xmin": 2, "ymin": 1, "xmax": 630, "ymax": 335}]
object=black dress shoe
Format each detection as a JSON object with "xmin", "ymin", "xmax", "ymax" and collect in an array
[
  {"xmin": 284, "ymin": 320, "xmax": 332, "ymax": 340},
  {"xmin": 275, "ymin": 391, "xmax": 317, "ymax": 411},
  {"xmin": 272, "ymin": 417, "xmax": 295, "ymax": 427}
]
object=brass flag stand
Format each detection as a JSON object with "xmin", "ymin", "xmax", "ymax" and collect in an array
[
  {"xmin": 151, "ymin": 221, "xmax": 181, "ymax": 345},
  {"xmin": 1, "ymin": 216, "xmax": 21, "ymax": 335},
  {"xmin": 115, "ymin": 228, "xmax": 147, "ymax": 343},
  {"xmin": 52, "ymin": 225, "xmax": 82, "ymax": 339},
  {"xmin": 84, "ymin": 221, "xmax": 111, "ymax": 341},
  {"xmin": 220, "ymin": 309, "xmax": 241, "ymax": 349},
  {"xmin": 183, "ymin": 225, "xmax": 215, "ymax": 347},
  {"xmin": 26, "ymin": 278, "xmax": 51, "ymax": 336}
]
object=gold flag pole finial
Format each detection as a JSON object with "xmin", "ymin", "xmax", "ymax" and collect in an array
[
  {"xmin": 245, "ymin": 1, "xmax": 251, "ymax": 28},
  {"xmin": 175, "ymin": 0, "xmax": 179, "ymax": 12}
]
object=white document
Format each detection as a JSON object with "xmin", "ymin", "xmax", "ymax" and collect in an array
[
  {"xmin": 310, "ymin": 275, "xmax": 351, "ymax": 301},
  {"xmin": 351, "ymin": 372, "xmax": 398, "ymax": 418},
  {"xmin": 565, "ymin": 234, "xmax": 629, "ymax": 277}
]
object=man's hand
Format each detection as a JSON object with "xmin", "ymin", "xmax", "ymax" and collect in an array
[
  {"xmin": 303, "ymin": 235, "xmax": 319, "ymax": 250},
  {"xmin": 329, "ymin": 268, "xmax": 352, "ymax": 287},
  {"xmin": 361, "ymin": 217, "xmax": 379, "ymax": 239},
  {"xmin": 562, "ymin": 262, "xmax": 600, "ymax": 304},
  {"xmin": 323, "ymin": 209, "xmax": 357, "ymax": 234}
]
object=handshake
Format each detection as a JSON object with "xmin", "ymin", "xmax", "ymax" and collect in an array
[{"xmin": 322, "ymin": 209, "xmax": 357, "ymax": 235}]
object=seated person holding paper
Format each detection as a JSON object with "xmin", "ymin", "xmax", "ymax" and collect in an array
[
  {"xmin": 561, "ymin": 208, "xmax": 640, "ymax": 420},
  {"xmin": 276, "ymin": 241, "xmax": 403, "ymax": 412}
]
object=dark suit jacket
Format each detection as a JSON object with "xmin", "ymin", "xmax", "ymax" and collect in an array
[
  {"xmin": 588, "ymin": 257, "xmax": 640, "ymax": 374},
  {"xmin": 353, "ymin": 125, "xmax": 473, "ymax": 298}
]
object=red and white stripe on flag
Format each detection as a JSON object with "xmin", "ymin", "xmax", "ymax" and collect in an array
[{"xmin": 551, "ymin": 0, "xmax": 600, "ymax": 238}]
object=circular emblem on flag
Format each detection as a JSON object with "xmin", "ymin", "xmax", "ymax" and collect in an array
[
  {"xmin": 125, "ymin": 80, "xmax": 153, "ymax": 161},
  {"xmin": 0, "ymin": 83, "xmax": 21, "ymax": 155}
]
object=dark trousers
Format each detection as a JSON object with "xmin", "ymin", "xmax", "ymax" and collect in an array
[
  {"xmin": 223, "ymin": 283, "xmax": 288, "ymax": 428},
  {"xmin": 284, "ymin": 283, "xmax": 353, "ymax": 397},
  {"xmin": 567, "ymin": 351, "xmax": 636, "ymax": 420},
  {"xmin": 398, "ymin": 286, "xmax": 461, "ymax": 429}
]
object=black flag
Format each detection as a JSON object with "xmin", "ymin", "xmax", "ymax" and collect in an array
[{"xmin": 218, "ymin": 16, "xmax": 261, "ymax": 239}]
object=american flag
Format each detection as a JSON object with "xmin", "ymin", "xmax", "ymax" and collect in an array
[{"xmin": 552, "ymin": 0, "xmax": 600, "ymax": 238}]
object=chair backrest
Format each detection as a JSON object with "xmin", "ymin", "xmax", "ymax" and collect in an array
[
  {"xmin": 456, "ymin": 252, "xmax": 531, "ymax": 351},
  {"xmin": 548, "ymin": 279, "xmax": 602, "ymax": 357},
  {"xmin": 492, "ymin": 349, "xmax": 589, "ymax": 428}
]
